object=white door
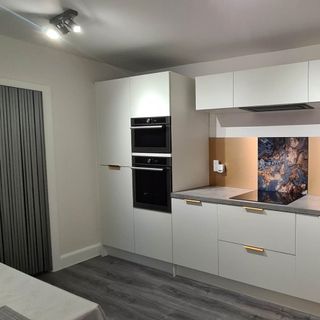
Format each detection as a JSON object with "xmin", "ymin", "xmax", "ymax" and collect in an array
[
  {"xmin": 172, "ymin": 199, "xmax": 219, "ymax": 275},
  {"xmin": 131, "ymin": 72, "xmax": 171, "ymax": 117},
  {"xmin": 95, "ymin": 78, "xmax": 131, "ymax": 166},
  {"xmin": 195, "ymin": 72, "xmax": 234, "ymax": 110},
  {"xmin": 295, "ymin": 214, "xmax": 320, "ymax": 303},
  {"xmin": 134, "ymin": 208, "xmax": 172, "ymax": 262},
  {"xmin": 99, "ymin": 166, "xmax": 134, "ymax": 252},
  {"xmin": 234, "ymin": 62, "xmax": 308, "ymax": 107}
]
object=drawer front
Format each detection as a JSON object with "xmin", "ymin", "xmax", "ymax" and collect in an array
[
  {"xmin": 219, "ymin": 241, "xmax": 295, "ymax": 295},
  {"xmin": 218, "ymin": 205, "xmax": 296, "ymax": 254},
  {"xmin": 172, "ymin": 199, "xmax": 218, "ymax": 275}
]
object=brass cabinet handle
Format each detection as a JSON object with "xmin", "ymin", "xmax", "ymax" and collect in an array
[
  {"xmin": 244, "ymin": 245, "xmax": 265, "ymax": 253},
  {"xmin": 185, "ymin": 199, "xmax": 202, "ymax": 206},
  {"xmin": 243, "ymin": 206, "xmax": 264, "ymax": 213},
  {"xmin": 107, "ymin": 164, "xmax": 121, "ymax": 170}
]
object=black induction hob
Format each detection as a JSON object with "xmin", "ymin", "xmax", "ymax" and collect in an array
[{"xmin": 230, "ymin": 190, "xmax": 305, "ymax": 205}]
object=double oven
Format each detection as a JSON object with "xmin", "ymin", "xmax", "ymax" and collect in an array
[{"xmin": 131, "ymin": 116, "xmax": 172, "ymax": 213}]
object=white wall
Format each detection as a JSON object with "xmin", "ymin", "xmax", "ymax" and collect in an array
[
  {"xmin": 0, "ymin": 35, "xmax": 130, "ymax": 267},
  {"xmin": 155, "ymin": 44, "xmax": 320, "ymax": 137}
]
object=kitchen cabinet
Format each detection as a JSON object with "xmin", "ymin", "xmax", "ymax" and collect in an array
[
  {"xmin": 95, "ymin": 78, "xmax": 131, "ymax": 166},
  {"xmin": 195, "ymin": 72, "xmax": 234, "ymax": 110},
  {"xmin": 134, "ymin": 208, "xmax": 172, "ymax": 263},
  {"xmin": 295, "ymin": 214, "xmax": 320, "ymax": 303},
  {"xmin": 130, "ymin": 72, "xmax": 170, "ymax": 117},
  {"xmin": 234, "ymin": 62, "xmax": 308, "ymax": 107},
  {"xmin": 309, "ymin": 60, "xmax": 320, "ymax": 102},
  {"xmin": 99, "ymin": 166, "xmax": 134, "ymax": 252},
  {"xmin": 172, "ymin": 199, "xmax": 218, "ymax": 274},
  {"xmin": 218, "ymin": 205, "xmax": 296, "ymax": 254},
  {"xmin": 219, "ymin": 241, "xmax": 296, "ymax": 296}
]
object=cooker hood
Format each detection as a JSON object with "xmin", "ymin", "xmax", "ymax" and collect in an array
[{"xmin": 239, "ymin": 103, "xmax": 314, "ymax": 112}]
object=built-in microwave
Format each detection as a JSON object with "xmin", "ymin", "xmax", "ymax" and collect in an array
[{"xmin": 131, "ymin": 116, "xmax": 171, "ymax": 153}]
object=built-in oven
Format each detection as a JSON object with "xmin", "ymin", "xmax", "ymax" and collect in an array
[
  {"xmin": 131, "ymin": 117, "xmax": 171, "ymax": 154},
  {"xmin": 132, "ymin": 155, "xmax": 172, "ymax": 213}
]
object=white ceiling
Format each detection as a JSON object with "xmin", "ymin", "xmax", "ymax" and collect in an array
[{"xmin": 1, "ymin": 0, "xmax": 320, "ymax": 72}]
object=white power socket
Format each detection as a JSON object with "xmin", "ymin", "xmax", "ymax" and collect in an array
[{"xmin": 213, "ymin": 160, "xmax": 225, "ymax": 174}]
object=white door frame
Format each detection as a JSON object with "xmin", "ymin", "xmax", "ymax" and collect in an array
[{"xmin": 0, "ymin": 78, "xmax": 61, "ymax": 271}]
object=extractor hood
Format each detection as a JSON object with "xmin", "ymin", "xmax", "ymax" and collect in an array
[{"xmin": 239, "ymin": 103, "xmax": 314, "ymax": 112}]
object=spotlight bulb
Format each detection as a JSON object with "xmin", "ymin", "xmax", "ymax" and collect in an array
[
  {"xmin": 72, "ymin": 24, "xmax": 81, "ymax": 33},
  {"xmin": 46, "ymin": 28, "xmax": 60, "ymax": 40}
]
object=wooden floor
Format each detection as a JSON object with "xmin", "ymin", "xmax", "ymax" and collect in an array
[{"xmin": 38, "ymin": 256, "xmax": 319, "ymax": 320}]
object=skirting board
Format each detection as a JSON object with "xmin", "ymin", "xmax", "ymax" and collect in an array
[
  {"xmin": 103, "ymin": 246, "xmax": 320, "ymax": 317},
  {"xmin": 58, "ymin": 243, "xmax": 102, "ymax": 271}
]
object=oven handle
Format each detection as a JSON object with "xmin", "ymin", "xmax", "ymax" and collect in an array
[
  {"xmin": 131, "ymin": 166, "xmax": 164, "ymax": 172},
  {"xmin": 130, "ymin": 125, "xmax": 164, "ymax": 129}
]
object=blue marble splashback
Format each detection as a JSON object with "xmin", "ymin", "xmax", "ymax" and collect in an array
[{"xmin": 258, "ymin": 137, "xmax": 308, "ymax": 193}]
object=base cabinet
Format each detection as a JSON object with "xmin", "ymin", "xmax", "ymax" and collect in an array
[
  {"xmin": 172, "ymin": 199, "xmax": 218, "ymax": 275},
  {"xmin": 134, "ymin": 208, "xmax": 172, "ymax": 263},
  {"xmin": 99, "ymin": 166, "xmax": 134, "ymax": 252},
  {"xmin": 219, "ymin": 241, "xmax": 296, "ymax": 296},
  {"xmin": 296, "ymin": 214, "xmax": 320, "ymax": 303}
]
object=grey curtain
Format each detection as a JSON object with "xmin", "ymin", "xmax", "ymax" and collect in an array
[{"xmin": 0, "ymin": 85, "xmax": 52, "ymax": 275}]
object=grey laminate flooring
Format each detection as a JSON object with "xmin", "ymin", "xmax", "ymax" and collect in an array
[{"xmin": 38, "ymin": 256, "xmax": 319, "ymax": 320}]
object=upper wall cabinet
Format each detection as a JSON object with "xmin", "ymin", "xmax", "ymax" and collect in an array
[
  {"xmin": 95, "ymin": 78, "xmax": 131, "ymax": 166},
  {"xmin": 195, "ymin": 72, "xmax": 234, "ymax": 110},
  {"xmin": 309, "ymin": 60, "xmax": 320, "ymax": 102},
  {"xmin": 234, "ymin": 62, "xmax": 308, "ymax": 107},
  {"xmin": 131, "ymin": 72, "xmax": 171, "ymax": 117}
]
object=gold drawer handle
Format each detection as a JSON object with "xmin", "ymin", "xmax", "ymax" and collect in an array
[
  {"xmin": 108, "ymin": 165, "xmax": 121, "ymax": 170},
  {"xmin": 243, "ymin": 206, "xmax": 264, "ymax": 213},
  {"xmin": 185, "ymin": 199, "xmax": 202, "ymax": 206},
  {"xmin": 244, "ymin": 245, "xmax": 265, "ymax": 253}
]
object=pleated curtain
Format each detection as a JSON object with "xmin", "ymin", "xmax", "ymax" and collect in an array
[{"xmin": 0, "ymin": 85, "xmax": 52, "ymax": 275}]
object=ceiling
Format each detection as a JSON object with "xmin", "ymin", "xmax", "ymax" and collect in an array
[{"xmin": 1, "ymin": 0, "xmax": 320, "ymax": 72}]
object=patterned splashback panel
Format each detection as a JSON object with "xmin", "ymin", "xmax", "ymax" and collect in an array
[{"xmin": 258, "ymin": 137, "xmax": 308, "ymax": 193}]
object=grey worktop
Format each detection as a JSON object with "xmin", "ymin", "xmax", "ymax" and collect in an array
[{"xmin": 171, "ymin": 186, "xmax": 320, "ymax": 216}]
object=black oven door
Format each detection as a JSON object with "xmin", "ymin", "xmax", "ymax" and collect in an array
[
  {"xmin": 131, "ymin": 117, "xmax": 171, "ymax": 153},
  {"xmin": 132, "ymin": 165, "xmax": 172, "ymax": 213}
]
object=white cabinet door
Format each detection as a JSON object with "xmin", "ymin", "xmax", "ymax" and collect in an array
[
  {"xmin": 195, "ymin": 72, "xmax": 234, "ymax": 110},
  {"xmin": 219, "ymin": 241, "xmax": 296, "ymax": 296},
  {"xmin": 172, "ymin": 199, "xmax": 218, "ymax": 275},
  {"xmin": 134, "ymin": 208, "xmax": 172, "ymax": 262},
  {"xmin": 234, "ymin": 62, "xmax": 308, "ymax": 107},
  {"xmin": 99, "ymin": 166, "xmax": 134, "ymax": 252},
  {"xmin": 309, "ymin": 60, "xmax": 320, "ymax": 102},
  {"xmin": 296, "ymin": 214, "xmax": 320, "ymax": 303},
  {"xmin": 218, "ymin": 205, "xmax": 296, "ymax": 254},
  {"xmin": 95, "ymin": 78, "xmax": 131, "ymax": 166},
  {"xmin": 131, "ymin": 72, "xmax": 170, "ymax": 117}
]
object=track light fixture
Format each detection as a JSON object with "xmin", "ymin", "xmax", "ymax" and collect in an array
[{"xmin": 49, "ymin": 9, "xmax": 81, "ymax": 38}]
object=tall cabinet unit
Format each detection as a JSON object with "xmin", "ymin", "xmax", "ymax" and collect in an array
[
  {"xmin": 95, "ymin": 78, "xmax": 134, "ymax": 253},
  {"xmin": 96, "ymin": 71, "xmax": 209, "ymax": 262}
]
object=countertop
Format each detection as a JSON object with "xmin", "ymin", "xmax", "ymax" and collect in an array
[{"xmin": 171, "ymin": 186, "xmax": 320, "ymax": 216}]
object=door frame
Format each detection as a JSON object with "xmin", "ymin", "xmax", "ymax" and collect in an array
[{"xmin": 0, "ymin": 79, "xmax": 60, "ymax": 271}]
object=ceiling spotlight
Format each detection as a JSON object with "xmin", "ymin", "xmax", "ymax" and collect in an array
[
  {"xmin": 45, "ymin": 28, "xmax": 61, "ymax": 40},
  {"xmin": 49, "ymin": 9, "xmax": 81, "ymax": 36}
]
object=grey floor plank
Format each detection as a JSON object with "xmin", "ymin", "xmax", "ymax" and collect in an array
[{"xmin": 37, "ymin": 256, "xmax": 320, "ymax": 320}]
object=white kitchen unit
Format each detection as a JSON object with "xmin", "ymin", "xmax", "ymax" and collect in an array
[
  {"xmin": 99, "ymin": 166, "xmax": 134, "ymax": 252},
  {"xmin": 295, "ymin": 214, "xmax": 320, "ymax": 303},
  {"xmin": 234, "ymin": 62, "xmax": 308, "ymax": 107},
  {"xmin": 309, "ymin": 59, "xmax": 320, "ymax": 102},
  {"xmin": 172, "ymin": 199, "xmax": 218, "ymax": 275},
  {"xmin": 134, "ymin": 208, "xmax": 172, "ymax": 263},
  {"xmin": 195, "ymin": 72, "xmax": 234, "ymax": 110},
  {"xmin": 219, "ymin": 240, "xmax": 296, "ymax": 296},
  {"xmin": 218, "ymin": 205, "xmax": 296, "ymax": 254},
  {"xmin": 131, "ymin": 72, "xmax": 170, "ymax": 117},
  {"xmin": 95, "ymin": 77, "xmax": 131, "ymax": 167}
]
